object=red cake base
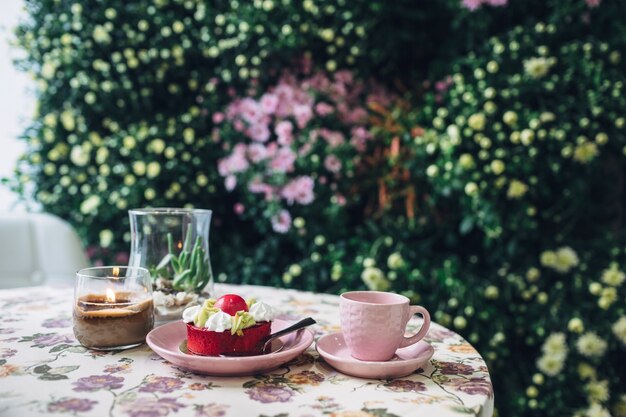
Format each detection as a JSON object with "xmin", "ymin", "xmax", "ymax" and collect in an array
[{"xmin": 186, "ymin": 321, "xmax": 272, "ymax": 356}]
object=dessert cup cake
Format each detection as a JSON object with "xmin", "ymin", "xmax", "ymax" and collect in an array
[{"xmin": 182, "ymin": 294, "xmax": 275, "ymax": 356}]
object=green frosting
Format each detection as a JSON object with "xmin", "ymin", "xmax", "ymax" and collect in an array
[
  {"xmin": 231, "ymin": 311, "xmax": 256, "ymax": 336},
  {"xmin": 193, "ymin": 298, "xmax": 218, "ymax": 327}
]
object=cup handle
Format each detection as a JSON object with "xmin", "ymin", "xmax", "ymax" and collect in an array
[{"xmin": 399, "ymin": 305, "xmax": 431, "ymax": 348}]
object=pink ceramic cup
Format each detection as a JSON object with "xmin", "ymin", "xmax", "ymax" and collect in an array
[{"xmin": 340, "ymin": 291, "xmax": 430, "ymax": 362}]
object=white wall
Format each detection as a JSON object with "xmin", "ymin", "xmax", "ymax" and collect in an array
[{"xmin": 0, "ymin": 0, "xmax": 34, "ymax": 211}]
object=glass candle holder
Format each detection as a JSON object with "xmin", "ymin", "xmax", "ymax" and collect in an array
[
  {"xmin": 128, "ymin": 208, "xmax": 214, "ymax": 296},
  {"xmin": 73, "ymin": 266, "xmax": 154, "ymax": 350}
]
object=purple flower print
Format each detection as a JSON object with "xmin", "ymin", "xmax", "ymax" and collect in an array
[
  {"xmin": 42, "ymin": 318, "xmax": 71, "ymax": 328},
  {"xmin": 384, "ymin": 379, "xmax": 427, "ymax": 392},
  {"xmin": 246, "ymin": 384, "xmax": 295, "ymax": 403},
  {"xmin": 32, "ymin": 333, "xmax": 74, "ymax": 347},
  {"xmin": 0, "ymin": 348, "xmax": 17, "ymax": 358},
  {"xmin": 48, "ymin": 398, "xmax": 97, "ymax": 413},
  {"xmin": 73, "ymin": 375, "xmax": 124, "ymax": 392},
  {"xmin": 438, "ymin": 361, "xmax": 474, "ymax": 376},
  {"xmin": 288, "ymin": 370, "xmax": 325, "ymax": 385},
  {"xmin": 193, "ymin": 403, "xmax": 229, "ymax": 417},
  {"xmin": 122, "ymin": 397, "xmax": 186, "ymax": 417},
  {"xmin": 139, "ymin": 376, "xmax": 185, "ymax": 393},
  {"xmin": 449, "ymin": 377, "xmax": 493, "ymax": 397},
  {"xmin": 0, "ymin": 328, "xmax": 18, "ymax": 334},
  {"xmin": 103, "ymin": 363, "xmax": 131, "ymax": 374}
]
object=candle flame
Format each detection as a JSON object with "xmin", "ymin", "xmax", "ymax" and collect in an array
[
  {"xmin": 112, "ymin": 267, "xmax": 120, "ymax": 277},
  {"xmin": 177, "ymin": 241, "xmax": 183, "ymax": 250},
  {"xmin": 105, "ymin": 288, "xmax": 116, "ymax": 303}
]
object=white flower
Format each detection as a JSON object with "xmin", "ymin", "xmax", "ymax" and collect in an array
[
  {"xmin": 149, "ymin": 139, "xmax": 166, "ymax": 154},
  {"xmin": 537, "ymin": 332, "xmax": 568, "ymax": 377},
  {"xmin": 132, "ymin": 161, "xmax": 146, "ymax": 176},
  {"xmin": 554, "ymin": 247, "xmax": 579, "ymax": 272},
  {"xmin": 465, "ymin": 182, "xmax": 479, "ymax": 196},
  {"xmin": 96, "ymin": 147, "xmax": 109, "ymax": 164},
  {"xmin": 80, "ymin": 195, "xmax": 101, "ymax": 214},
  {"xmin": 584, "ymin": 403, "xmax": 611, "ymax": 417},
  {"xmin": 507, "ymin": 180, "xmax": 528, "ymax": 199},
  {"xmin": 578, "ymin": 363, "xmax": 597, "ymax": 380},
  {"xmin": 123, "ymin": 135, "xmax": 136, "ymax": 149},
  {"xmin": 387, "ymin": 253, "xmax": 405, "ymax": 270},
  {"xmin": 446, "ymin": 124, "xmax": 460, "ymax": 141},
  {"xmin": 540, "ymin": 247, "xmax": 579, "ymax": 273},
  {"xmin": 503, "ymin": 111, "xmax": 518, "ymax": 126},
  {"xmin": 363, "ymin": 258, "xmax": 375, "ymax": 268},
  {"xmin": 99, "ymin": 229, "xmax": 113, "ymax": 248},
  {"xmin": 144, "ymin": 188, "xmax": 156, "ymax": 200},
  {"xmin": 576, "ymin": 332, "xmax": 608, "ymax": 358},
  {"xmin": 288, "ymin": 264, "xmax": 302, "ymax": 276},
  {"xmin": 524, "ymin": 57, "xmax": 554, "ymax": 78},
  {"xmin": 574, "ymin": 142, "xmax": 599, "ymax": 163},
  {"xmin": 426, "ymin": 165, "xmax": 439, "ymax": 177},
  {"xmin": 585, "ymin": 380, "xmax": 610, "ymax": 403},
  {"xmin": 92, "ymin": 25, "xmax": 111, "ymax": 44},
  {"xmin": 60, "ymin": 110, "xmax": 75, "ymax": 131},
  {"xmin": 459, "ymin": 153, "xmax": 474, "ymax": 169},
  {"xmin": 43, "ymin": 113, "xmax": 57, "ymax": 128},
  {"xmin": 601, "ymin": 263, "xmax": 625, "ymax": 287},
  {"xmin": 41, "ymin": 61, "xmax": 57, "ymax": 79},
  {"xmin": 361, "ymin": 267, "xmax": 390, "ymax": 291},
  {"xmin": 490, "ymin": 160, "xmax": 505, "ymax": 175},
  {"xmin": 612, "ymin": 316, "xmax": 626, "ymax": 346},
  {"xmin": 568, "ymin": 318, "xmax": 584, "ymax": 334},
  {"xmin": 468, "ymin": 113, "xmax": 486, "ymax": 131},
  {"xmin": 70, "ymin": 145, "xmax": 89, "ymax": 166},
  {"xmin": 542, "ymin": 332, "xmax": 567, "ymax": 356},
  {"xmin": 536, "ymin": 353, "xmax": 565, "ymax": 377}
]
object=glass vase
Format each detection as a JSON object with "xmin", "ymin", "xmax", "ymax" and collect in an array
[{"xmin": 128, "ymin": 208, "xmax": 214, "ymax": 321}]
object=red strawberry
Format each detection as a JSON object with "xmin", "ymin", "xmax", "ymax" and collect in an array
[{"xmin": 214, "ymin": 294, "xmax": 248, "ymax": 316}]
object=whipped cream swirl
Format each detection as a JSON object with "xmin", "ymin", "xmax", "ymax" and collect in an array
[
  {"xmin": 182, "ymin": 305, "xmax": 200, "ymax": 323},
  {"xmin": 204, "ymin": 311, "xmax": 233, "ymax": 332},
  {"xmin": 249, "ymin": 301, "xmax": 275, "ymax": 322}
]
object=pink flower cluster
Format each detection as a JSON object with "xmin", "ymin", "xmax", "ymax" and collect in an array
[
  {"xmin": 461, "ymin": 0, "xmax": 507, "ymax": 11},
  {"xmin": 215, "ymin": 69, "xmax": 394, "ymax": 233}
]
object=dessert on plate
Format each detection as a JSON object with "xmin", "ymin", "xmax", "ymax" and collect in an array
[{"xmin": 182, "ymin": 294, "xmax": 276, "ymax": 356}]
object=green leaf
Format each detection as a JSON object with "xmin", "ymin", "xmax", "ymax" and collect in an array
[
  {"xmin": 49, "ymin": 343, "xmax": 71, "ymax": 353},
  {"xmin": 33, "ymin": 364, "xmax": 51, "ymax": 374},
  {"xmin": 47, "ymin": 365, "xmax": 80, "ymax": 375},
  {"xmin": 363, "ymin": 408, "xmax": 402, "ymax": 417},
  {"xmin": 242, "ymin": 380, "xmax": 259, "ymax": 388},
  {"xmin": 66, "ymin": 346, "xmax": 88, "ymax": 353},
  {"xmin": 38, "ymin": 373, "xmax": 69, "ymax": 381},
  {"xmin": 156, "ymin": 253, "xmax": 172, "ymax": 270},
  {"xmin": 449, "ymin": 405, "xmax": 477, "ymax": 415}
]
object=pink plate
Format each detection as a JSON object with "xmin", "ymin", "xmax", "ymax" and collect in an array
[
  {"xmin": 316, "ymin": 332, "xmax": 434, "ymax": 379},
  {"xmin": 147, "ymin": 319, "xmax": 314, "ymax": 376}
]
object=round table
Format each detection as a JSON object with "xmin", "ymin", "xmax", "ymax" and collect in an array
[{"xmin": 0, "ymin": 284, "xmax": 493, "ymax": 417}]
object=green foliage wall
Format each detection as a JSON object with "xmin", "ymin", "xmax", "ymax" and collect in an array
[{"xmin": 9, "ymin": 0, "xmax": 626, "ymax": 416}]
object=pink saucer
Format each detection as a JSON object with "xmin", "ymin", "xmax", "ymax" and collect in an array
[
  {"xmin": 147, "ymin": 319, "xmax": 314, "ymax": 376},
  {"xmin": 316, "ymin": 332, "xmax": 434, "ymax": 379}
]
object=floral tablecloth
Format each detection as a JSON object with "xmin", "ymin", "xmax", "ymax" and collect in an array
[{"xmin": 0, "ymin": 284, "xmax": 493, "ymax": 417}]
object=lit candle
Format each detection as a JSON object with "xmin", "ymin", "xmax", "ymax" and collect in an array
[{"xmin": 73, "ymin": 266, "xmax": 153, "ymax": 350}]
